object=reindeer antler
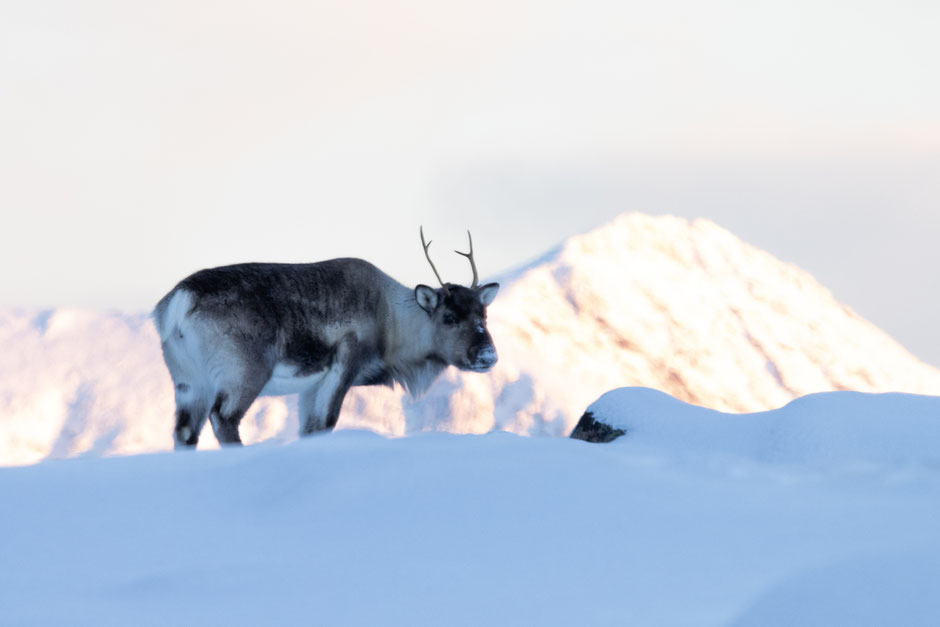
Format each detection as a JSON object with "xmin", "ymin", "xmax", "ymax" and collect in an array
[
  {"xmin": 420, "ymin": 226, "xmax": 451, "ymax": 297},
  {"xmin": 454, "ymin": 230, "xmax": 479, "ymax": 288}
]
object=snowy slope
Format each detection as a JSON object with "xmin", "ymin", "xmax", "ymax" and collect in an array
[
  {"xmin": 2, "ymin": 213, "xmax": 939, "ymax": 465},
  {"xmin": 488, "ymin": 214, "xmax": 940, "ymax": 417},
  {"xmin": 2, "ymin": 390, "xmax": 939, "ymax": 627}
]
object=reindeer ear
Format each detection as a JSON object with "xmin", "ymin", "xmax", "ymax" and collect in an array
[
  {"xmin": 415, "ymin": 285, "xmax": 440, "ymax": 313},
  {"xmin": 476, "ymin": 282, "xmax": 499, "ymax": 306}
]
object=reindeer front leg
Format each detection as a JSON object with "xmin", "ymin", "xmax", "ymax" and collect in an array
[{"xmin": 299, "ymin": 334, "xmax": 359, "ymax": 435}]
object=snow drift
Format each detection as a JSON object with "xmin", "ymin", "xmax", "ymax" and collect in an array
[
  {"xmin": 2, "ymin": 213, "xmax": 939, "ymax": 465},
  {"xmin": 2, "ymin": 390, "xmax": 939, "ymax": 626},
  {"xmin": 576, "ymin": 387, "xmax": 940, "ymax": 467}
]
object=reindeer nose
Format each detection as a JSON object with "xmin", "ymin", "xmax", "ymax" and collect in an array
[{"xmin": 473, "ymin": 345, "xmax": 498, "ymax": 369}]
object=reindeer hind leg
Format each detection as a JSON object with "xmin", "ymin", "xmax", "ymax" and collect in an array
[
  {"xmin": 207, "ymin": 367, "xmax": 271, "ymax": 446},
  {"xmin": 174, "ymin": 387, "xmax": 209, "ymax": 448},
  {"xmin": 162, "ymin": 336, "xmax": 211, "ymax": 449}
]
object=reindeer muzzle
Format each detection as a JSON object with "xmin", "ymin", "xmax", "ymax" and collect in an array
[{"xmin": 469, "ymin": 344, "xmax": 498, "ymax": 371}]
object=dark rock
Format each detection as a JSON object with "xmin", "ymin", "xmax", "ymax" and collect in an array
[{"xmin": 569, "ymin": 410, "xmax": 626, "ymax": 443}]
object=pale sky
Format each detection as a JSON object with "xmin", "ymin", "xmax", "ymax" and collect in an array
[{"xmin": 2, "ymin": 0, "xmax": 938, "ymax": 365}]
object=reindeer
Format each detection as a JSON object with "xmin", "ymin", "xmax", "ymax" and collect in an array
[{"xmin": 153, "ymin": 229, "xmax": 499, "ymax": 448}]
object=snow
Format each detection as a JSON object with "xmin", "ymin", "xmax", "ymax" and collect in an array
[
  {"xmin": 587, "ymin": 387, "xmax": 940, "ymax": 467},
  {"xmin": 728, "ymin": 554, "xmax": 940, "ymax": 627},
  {"xmin": 2, "ymin": 389, "xmax": 939, "ymax": 626},
  {"xmin": 2, "ymin": 213, "xmax": 939, "ymax": 466}
]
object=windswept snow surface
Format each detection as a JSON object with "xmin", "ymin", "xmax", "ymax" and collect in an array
[
  {"xmin": 2, "ymin": 213, "xmax": 940, "ymax": 465},
  {"xmin": 2, "ymin": 390, "xmax": 939, "ymax": 626}
]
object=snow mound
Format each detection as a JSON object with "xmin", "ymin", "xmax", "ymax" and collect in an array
[{"xmin": 582, "ymin": 387, "xmax": 940, "ymax": 467}]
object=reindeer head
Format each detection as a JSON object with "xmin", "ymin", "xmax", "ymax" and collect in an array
[{"xmin": 415, "ymin": 228, "xmax": 500, "ymax": 372}]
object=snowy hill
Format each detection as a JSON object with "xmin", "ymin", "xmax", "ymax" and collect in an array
[
  {"xmin": 2, "ymin": 213, "xmax": 939, "ymax": 465},
  {"xmin": 2, "ymin": 389, "xmax": 939, "ymax": 626}
]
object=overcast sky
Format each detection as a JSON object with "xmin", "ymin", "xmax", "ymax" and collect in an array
[{"xmin": 2, "ymin": 0, "xmax": 938, "ymax": 365}]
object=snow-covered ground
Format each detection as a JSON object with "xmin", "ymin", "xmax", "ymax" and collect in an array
[
  {"xmin": 2, "ymin": 213, "xmax": 939, "ymax": 466},
  {"xmin": 2, "ymin": 388, "xmax": 939, "ymax": 626}
]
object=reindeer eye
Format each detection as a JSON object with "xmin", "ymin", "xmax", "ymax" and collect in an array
[{"xmin": 442, "ymin": 313, "xmax": 457, "ymax": 325}]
